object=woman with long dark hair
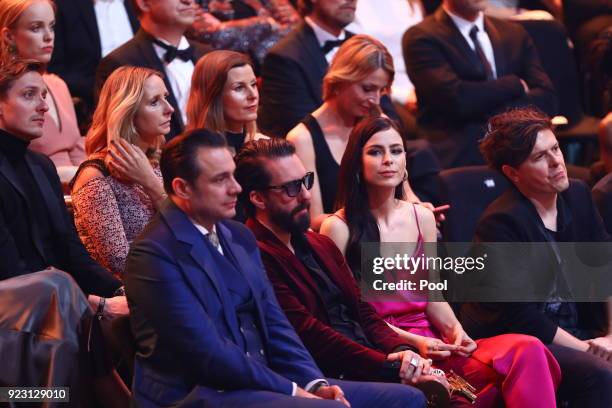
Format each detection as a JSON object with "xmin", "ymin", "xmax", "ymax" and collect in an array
[{"xmin": 320, "ymin": 115, "xmax": 561, "ymax": 407}]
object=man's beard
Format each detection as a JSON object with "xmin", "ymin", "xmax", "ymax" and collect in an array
[{"xmin": 269, "ymin": 202, "xmax": 311, "ymax": 237}]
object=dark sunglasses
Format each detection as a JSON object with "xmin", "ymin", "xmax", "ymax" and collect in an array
[{"xmin": 265, "ymin": 172, "xmax": 314, "ymax": 197}]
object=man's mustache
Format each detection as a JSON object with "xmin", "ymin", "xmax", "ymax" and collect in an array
[{"xmin": 291, "ymin": 203, "xmax": 310, "ymax": 216}]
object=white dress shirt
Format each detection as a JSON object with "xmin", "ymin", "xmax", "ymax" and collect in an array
[
  {"xmin": 93, "ymin": 0, "xmax": 134, "ymax": 57},
  {"xmin": 304, "ymin": 17, "xmax": 348, "ymax": 64},
  {"xmin": 347, "ymin": 0, "xmax": 424, "ymax": 104},
  {"xmin": 152, "ymin": 36, "xmax": 194, "ymax": 125},
  {"xmin": 445, "ymin": 8, "xmax": 498, "ymax": 79}
]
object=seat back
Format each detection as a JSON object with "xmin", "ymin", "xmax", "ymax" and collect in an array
[{"xmin": 439, "ymin": 166, "xmax": 509, "ymax": 242}]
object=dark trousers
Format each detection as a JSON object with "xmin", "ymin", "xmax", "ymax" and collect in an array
[
  {"xmin": 548, "ymin": 344, "xmax": 612, "ymax": 407},
  {"xmin": 180, "ymin": 379, "xmax": 426, "ymax": 408}
]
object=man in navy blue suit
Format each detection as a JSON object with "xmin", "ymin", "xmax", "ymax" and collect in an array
[{"xmin": 124, "ymin": 128, "xmax": 426, "ymax": 407}]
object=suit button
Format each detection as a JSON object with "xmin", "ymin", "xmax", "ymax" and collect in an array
[
  {"xmin": 259, "ymin": 349, "xmax": 265, "ymax": 356},
  {"xmin": 246, "ymin": 351, "xmax": 251, "ymax": 357},
  {"xmin": 240, "ymin": 326, "xmax": 245, "ymax": 334},
  {"xmin": 339, "ymin": 374, "xmax": 344, "ymax": 379}
]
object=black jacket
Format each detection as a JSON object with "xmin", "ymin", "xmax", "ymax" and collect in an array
[{"xmin": 460, "ymin": 180, "xmax": 610, "ymax": 343}]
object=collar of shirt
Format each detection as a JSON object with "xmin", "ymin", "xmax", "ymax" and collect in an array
[
  {"xmin": 304, "ymin": 16, "xmax": 347, "ymax": 48},
  {"xmin": 151, "ymin": 35, "xmax": 191, "ymax": 62},
  {"xmin": 189, "ymin": 219, "xmax": 224, "ymax": 255},
  {"xmin": 444, "ymin": 7, "xmax": 485, "ymax": 41}
]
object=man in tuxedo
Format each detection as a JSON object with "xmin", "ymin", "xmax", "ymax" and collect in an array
[
  {"xmin": 0, "ymin": 59, "xmax": 128, "ymax": 402},
  {"xmin": 460, "ymin": 107, "xmax": 612, "ymax": 407},
  {"xmin": 403, "ymin": 0, "xmax": 557, "ymax": 168},
  {"xmin": 124, "ymin": 128, "xmax": 426, "ymax": 407},
  {"xmin": 95, "ymin": 0, "xmax": 209, "ymax": 140},
  {"xmin": 48, "ymin": 0, "xmax": 139, "ymax": 124},
  {"xmin": 259, "ymin": 0, "xmax": 398, "ymax": 138}
]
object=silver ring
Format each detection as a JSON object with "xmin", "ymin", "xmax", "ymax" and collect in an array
[{"xmin": 410, "ymin": 357, "xmax": 419, "ymax": 367}]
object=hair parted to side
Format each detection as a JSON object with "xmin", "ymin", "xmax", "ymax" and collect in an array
[
  {"xmin": 479, "ymin": 107, "xmax": 553, "ymax": 171},
  {"xmin": 160, "ymin": 128, "xmax": 228, "ymax": 195},
  {"xmin": 186, "ymin": 50, "xmax": 257, "ymax": 140},
  {"xmin": 86, "ymin": 66, "xmax": 165, "ymax": 161},
  {"xmin": 0, "ymin": 58, "xmax": 44, "ymax": 99},
  {"xmin": 335, "ymin": 115, "xmax": 406, "ymax": 276},
  {"xmin": 323, "ymin": 34, "xmax": 394, "ymax": 102},
  {"xmin": 0, "ymin": 0, "xmax": 56, "ymax": 64},
  {"xmin": 234, "ymin": 138, "xmax": 297, "ymax": 217}
]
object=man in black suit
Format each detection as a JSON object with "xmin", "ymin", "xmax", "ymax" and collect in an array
[
  {"xmin": 404, "ymin": 0, "xmax": 557, "ymax": 168},
  {"xmin": 96, "ymin": 0, "xmax": 209, "ymax": 140},
  {"xmin": 48, "ymin": 0, "xmax": 139, "ymax": 126},
  {"xmin": 460, "ymin": 107, "xmax": 612, "ymax": 407},
  {"xmin": 0, "ymin": 60, "xmax": 129, "ymax": 401}
]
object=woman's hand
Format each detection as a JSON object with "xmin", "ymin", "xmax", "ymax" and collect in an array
[
  {"xmin": 443, "ymin": 324, "xmax": 477, "ymax": 357},
  {"xmin": 415, "ymin": 336, "xmax": 457, "ymax": 360}
]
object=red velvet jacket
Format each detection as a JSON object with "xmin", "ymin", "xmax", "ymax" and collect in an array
[{"xmin": 247, "ymin": 218, "xmax": 409, "ymax": 380}]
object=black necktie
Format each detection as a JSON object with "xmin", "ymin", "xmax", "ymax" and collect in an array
[
  {"xmin": 151, "ymin": 37, "xmax": 194, "ymax": 63},
  {"xmin": 469, "ymin": 25, "xmax": 493, "ymax": 80},
  {"xmin": 322, "ymin": 39, "xmax": 345, "ymax": 55}
]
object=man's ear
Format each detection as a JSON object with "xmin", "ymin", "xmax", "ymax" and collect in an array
[
  {"xmin": 249, "ymin": 190, "xmax": 266, "ymax": 211},
  {"xmin": 134, "ymin": 0, "xmax": 151, "ymax": 14},
  {"xmin": 501, "ymin": 164, "xmax": 519, "ymax": 183},
  {"xmin": 172, "ymin": 177, "xmax": 191, "ymax": 200}
]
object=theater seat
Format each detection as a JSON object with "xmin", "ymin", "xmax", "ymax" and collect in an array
[
  {"xmin": 439, "ymin": 166, "xmax": 509, "ymax": 243},
  {"xmin": 110, "ymin": 316, "xmax": 136, "ymax": 377}
]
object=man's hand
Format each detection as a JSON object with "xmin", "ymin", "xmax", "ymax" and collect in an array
[
  {"xmin": 586, "ymin": 335, "xmax": 612, "ymax": 361},
  {"xmin": 314, "ymin": 385, "xmax": 351, "ymax": 407},
  {"xmin": 295, "ymin": 387, "xmax": 320, "ymax": 399},
  {"xmin": 388, "ymin": 350, "xmax": 432, "ymax": 383},
  {"xmin": 104, "ymin": 295, "xmax": 129, "ymax": 318}
]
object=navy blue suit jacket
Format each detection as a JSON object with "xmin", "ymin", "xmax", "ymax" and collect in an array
[{"xmin": 125, "ymin": 201, "xmax": 323, "ymax": 407}]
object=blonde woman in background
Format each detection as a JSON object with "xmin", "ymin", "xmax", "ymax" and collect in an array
[{"xmin": 71, "ymin": 66, "xmax": 172, "ymax": 279}]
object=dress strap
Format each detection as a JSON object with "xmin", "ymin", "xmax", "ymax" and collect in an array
[{"xmin": 412, "ymin": 203, "xmax": 422, "ymax": 236}]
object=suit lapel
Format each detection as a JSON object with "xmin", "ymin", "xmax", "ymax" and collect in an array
[
  {"xmin": 436, "ymin": 8, "xmax": 486, "ymax": 77},
  {"xmin": 75, "ymin": 0, "xmax": 102, "ymax": 57},
  {"xmin": 484, "ymin": 17, "xmax": 506, "ymax": 76},
  {"xmin": 161, "ymin": 203, "xmax": 240, "ymax": 342},
  {"xmin": 0, "ymin": 152, "xmax": 27, "ymax": 201},
  {"xmin": 296, "ymin": 22, "xmax": 328, "ymax": 102}
]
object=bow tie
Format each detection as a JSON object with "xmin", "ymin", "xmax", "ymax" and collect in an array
[
  {"xmin": 322, "ymin": 38, "xmax": 346, "ymax": 54},
  {"xmin": 151, "ymin": 37, "xmax": 194, "ymax": 63}
]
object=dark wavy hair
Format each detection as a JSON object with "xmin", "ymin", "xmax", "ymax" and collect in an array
[{"xmin": 335, "ymin": 115, "xmax": 406, "ymax": 273}]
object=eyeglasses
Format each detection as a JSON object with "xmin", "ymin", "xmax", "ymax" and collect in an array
[{"xmin": 265, "ymin": 172, "xmax": 314, "ymax": 197}]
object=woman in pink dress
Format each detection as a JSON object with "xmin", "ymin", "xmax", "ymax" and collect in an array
[
  {"xmin": 0, "ymin": 0, "xmax": 85, "ymax": 183},
  {"xmin": 320, "ymin": 115, "xmax": 561, "ymax": 407}
]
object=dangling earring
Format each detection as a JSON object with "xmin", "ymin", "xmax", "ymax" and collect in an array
[
  {"xmin": 8, "ymin": 43, "xmax": 16, "ymax": 56},
  {"xmin": 356, "ymin": 173, "xmax": 361, "ymax": 184}
]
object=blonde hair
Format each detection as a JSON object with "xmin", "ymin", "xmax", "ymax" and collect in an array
[
  {"xmin": 323, "ymin": 34, "xmax": 394, "ymax": 101},
  {"xmin": 86, "ymin": 66, "xmax": 164, "ymax": 161},
  {"xmin": 0, "ymin": 0, "xmax": 55, "ymax": 64},
  {"xmin": 186, "ymin": 50, "xmax": 257, "ymax": 140}
]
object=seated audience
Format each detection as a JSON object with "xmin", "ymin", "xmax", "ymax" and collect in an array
[
  {"xmin": 48, "ymin": 0, "xmax": 139, "ymax": 127},
  {"xmin": 460, "ymin": 107, "xmax": 612, "ymax": 407},
  {"xmin": 186, "ymin": 50, "xmax": 266, "ymax": 156},
  {"xmin": 189, "ymin": 0, "xmax": 298, "ymax": 70},
  {"xmin": 0, "ymin": 59, "xmax": 128, "ymax": 407},
  {"xmin": 123, "ymin": 128, "xmax": 426, "ymax": 408},
  {"xmin": 236, "ymin": 138, "xmax": 452, "ymax": 406},
  {"xmin": 320, "ymin": 115, "xmax": 561, "ymax": 407},
  {"xmin": 96, "ymin": 0, "xmax": 210, "ymax": 140},
  {"xmin": 259, "ymin": 0, "xmax": 398, "ymax": 138},
  {"xmin": 404, "ymin": 0, "xmax": 557, "ymax": 168},
  {"xmin": 71, "ymin": 66, "xmax": 171, "ymax": 279},
  {"xmin": 287, "ymin": 34, "xmax": 432, "ymax": 229},
  {"xmin": 0, "ymin": 0, "xmax": 85, "ymax": 183}
]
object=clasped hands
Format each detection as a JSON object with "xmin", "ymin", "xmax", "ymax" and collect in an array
[
  {"xmin": 586, "ymin": 334, "xmax": 612, "ymax": 362},
  {"xmin": 295, "ymin": 385, "xmax": 350, "ymax": 407}
]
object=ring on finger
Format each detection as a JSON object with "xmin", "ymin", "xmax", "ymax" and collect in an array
[{"xmin": 409, "ymin": 357, "xmax": 419, "ymax": 367}]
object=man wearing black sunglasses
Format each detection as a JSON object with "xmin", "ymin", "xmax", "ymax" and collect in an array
[{"xmin": 236, "ymin": 138, "xmax": 438, "ymax": 405}]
